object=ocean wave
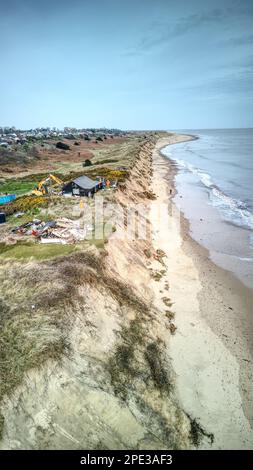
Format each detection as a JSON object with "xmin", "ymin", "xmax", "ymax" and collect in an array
[
  {"xmin": 174, "ymin": 158, "xmax": 253, "ymax": 232},
  {"xmin": 181, "ymin": 147, "xmax": 253, "ymax": 172},
  {"xmin": 232, "ymin": 256, "xmax": 253, "ymax": 263},
  {"xmin": 175, "ymin": 159, "xmax": 213, "ymax": 187},
  {"xmin": 186, "ymin": 148, "xmax": 212, "ymax": 162}
]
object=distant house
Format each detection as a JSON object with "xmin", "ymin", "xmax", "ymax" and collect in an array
[{"xmin": 63, "ymin": 176, "xmax": 100, "ymax": 197}]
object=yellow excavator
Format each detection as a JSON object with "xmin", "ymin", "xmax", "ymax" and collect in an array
[{"xmin": 32, "ymin": 174, "xmax": 63, "ymax": 196}]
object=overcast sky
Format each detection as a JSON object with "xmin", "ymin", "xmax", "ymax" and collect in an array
[{"xmin": 0, "ymin": 0, "xmax": 253, "ymax": 129}]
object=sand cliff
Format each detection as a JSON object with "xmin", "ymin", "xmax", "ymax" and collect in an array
[{"xmin": 0, "ymin": 135, "xmax": 197, "ymax": 450}]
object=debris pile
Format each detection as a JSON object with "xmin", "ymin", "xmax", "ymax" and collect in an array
[{"xmin": 11, "ymin": 217, "xmax": 90, "ymax": 244}]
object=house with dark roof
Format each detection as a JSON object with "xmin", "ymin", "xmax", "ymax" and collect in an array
[{"xmin": 63, "ymin": 175, "xmax": 100, "ymax": 197}]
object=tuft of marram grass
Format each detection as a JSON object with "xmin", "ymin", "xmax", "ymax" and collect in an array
[
  {"xmin": 0, "ymin": 313, "xmax": 69, "ymax": 401},
  {"xmin": 144, "ymin": 342, "xmax": 172, "ymax": 394},
  {"xmin": 0, "ymin": 413, "xmax": 4, "ymax": 440}
]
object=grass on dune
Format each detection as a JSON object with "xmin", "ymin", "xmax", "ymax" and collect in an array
[
  {"xmin": 0, "ymin": 241, "xmax": 81, "ymax": 261},
  {"xmin": 0, "ymin": 180, "xmax": 35, "ymax": 196},
  {"xmin": 0, "ymin": 249, "xmax": 104, "ymax": 407}
]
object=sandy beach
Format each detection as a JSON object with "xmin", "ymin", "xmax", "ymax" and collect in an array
[{"xmin": 151, "ymin": 135, "xmax": 253, "ymax": 449}]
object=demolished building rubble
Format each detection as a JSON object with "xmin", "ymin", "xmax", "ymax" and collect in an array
[{"xmin": 10, "ymin": 217, "xmax": 91, "ymax": 244}]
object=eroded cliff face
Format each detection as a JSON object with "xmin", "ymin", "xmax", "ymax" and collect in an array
[{"xmin": 0, "ymin": 138, "xmax": 193, "ymax": 450}]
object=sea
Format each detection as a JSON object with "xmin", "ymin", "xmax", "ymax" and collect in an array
[{"xmin": 162, "ymin": 129, "xmax": 253, "ymax": 290}]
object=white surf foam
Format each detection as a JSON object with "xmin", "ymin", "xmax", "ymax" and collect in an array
[{"xmin": 172, "ymin": 158, "xmax": 253, "ymax": 232}]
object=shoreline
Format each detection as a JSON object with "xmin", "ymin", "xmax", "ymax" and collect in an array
[
  {"xmin": 162, "ymin": 132, "xmax": 253, "ymax": 291},
  {"xmin": 151, "ymin": 134, "xmax": 253, "ymax": 449}
]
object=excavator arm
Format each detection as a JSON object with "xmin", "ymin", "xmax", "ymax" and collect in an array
[
  {"xmin": 48, "ymin": 174, "xmax": 63, "ymax": 186},
  {"xmin": 32, "ymin": 174, "xmax": 63, "ymax": 196}
]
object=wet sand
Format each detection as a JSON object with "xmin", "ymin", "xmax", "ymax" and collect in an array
[
  {"xmin": 151, "ymin": 135, "xmax": 253, "ymax": 449},
  {"xmin": 170, "ymin": 167, "xmax": 253, "ymax": 290}
]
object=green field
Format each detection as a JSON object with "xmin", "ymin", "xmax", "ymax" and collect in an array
[{"xmin": 0, "ymin": 180, "xmax": 35, "ymax": 196}]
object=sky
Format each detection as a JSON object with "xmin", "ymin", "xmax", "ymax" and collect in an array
[{"xmin": 0, "ymin": 0, "xmax": 253, "ymax": 129}]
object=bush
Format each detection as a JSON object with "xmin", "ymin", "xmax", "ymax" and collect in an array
[
  {"xmin": 56, "ymin": 142, "xmax": 70, "ymax": 150},
  {"xmin": 0, "ymin": 195, "xmax": 49, "ymax": 215},
  {"xmin": 83, "ymin": 159, "xmax": 92, "ymax": 167},
  {"xmin": 96, "ymin": 136, "xmax": 103, "ymax": 142}
]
